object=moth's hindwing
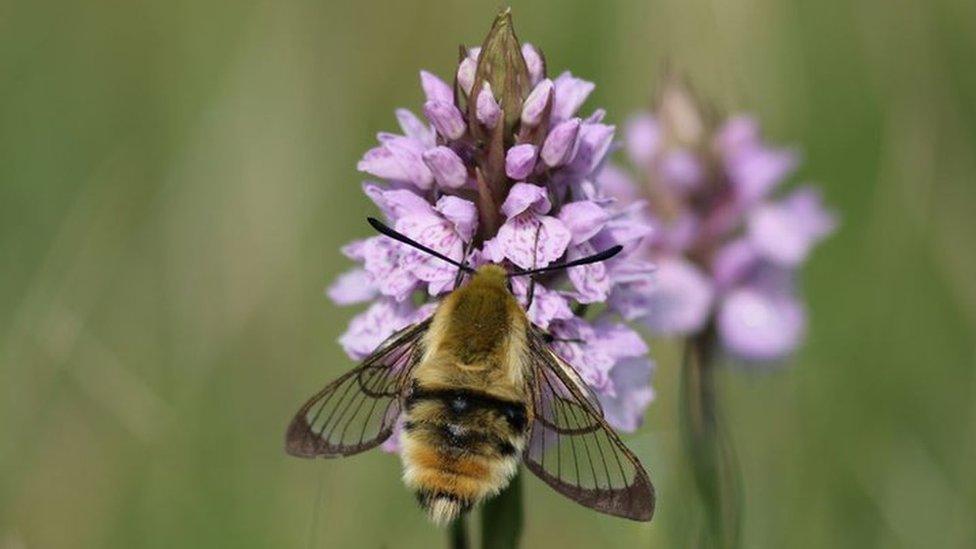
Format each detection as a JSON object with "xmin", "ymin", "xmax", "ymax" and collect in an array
[{"xmin": 522, "ymin": 326, "xmax": 656, "ymax": 521}]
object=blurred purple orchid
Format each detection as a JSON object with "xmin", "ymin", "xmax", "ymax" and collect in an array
[
  {"xmin": 327, "ymin": 13, "xmax": 656, "ymax": 437},
  {"xmin": 607, "ymin": 76, "xmax": 837, "ymax": 362}
]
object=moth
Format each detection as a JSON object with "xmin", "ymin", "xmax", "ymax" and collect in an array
[{"xmin": 286, "ymin": 217, "xmax": 655, "ymax": 525}]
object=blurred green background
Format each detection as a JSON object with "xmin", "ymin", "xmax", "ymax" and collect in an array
[{"xmin": 2, "ymin": 0, "xmax": 974, "ymax": 547}]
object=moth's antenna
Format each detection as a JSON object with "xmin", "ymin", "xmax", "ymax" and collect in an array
[
  {"xmin": 367, "ymin": 217, "xmax": 475, "ymax": 274},
  {"xmin": 508, "ymin": 245, "xmax": 624, "ymax": 278}
]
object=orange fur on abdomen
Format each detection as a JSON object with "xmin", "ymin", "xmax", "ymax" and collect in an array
[
  {"xmin": 400, "ymin": 427, "xmax": 522, "ymax": 526},
  {"xmin": 398, "ymin": 381, "xmax": 528, "ymax": 525}
]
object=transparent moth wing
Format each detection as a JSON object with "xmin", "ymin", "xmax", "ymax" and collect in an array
[
  {"xmin": 523, "ymin": 327, "xmax": 656, "ymax": 521},
  {"xmin": 285, "ymin": 319, "xmax": 431, "ymax": 458}
]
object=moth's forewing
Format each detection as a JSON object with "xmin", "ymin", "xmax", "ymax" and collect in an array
[{"xmin": 285, "ymin": 319, "xmax": 430, "ymax": 458}]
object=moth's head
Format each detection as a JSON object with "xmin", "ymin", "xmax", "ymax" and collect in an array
[{"xmin": 472, "ymin": 264, "xmax": 508, "ymax": 287}]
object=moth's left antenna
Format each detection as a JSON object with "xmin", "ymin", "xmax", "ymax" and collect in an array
[{"xmin": 366, "ymin": 217, "xmax": 475, "ymax": 274}]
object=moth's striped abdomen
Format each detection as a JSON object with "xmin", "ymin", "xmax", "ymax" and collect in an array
[{"xmin": 400, "ymin": 385, "xmax": 529, "ymax": 525}]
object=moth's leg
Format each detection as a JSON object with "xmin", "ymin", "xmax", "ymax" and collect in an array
[
  {"xmin": 525, "ymin": 223, "xmax": 543, "ymax": 310},
  {"xmin": 540, "ymin": 332, "xmax": 585, "ymax": 345},
  {"xmin": 452, "ymin": 239, "xmax": 475, "ymax": 290},
  {"xmin": 526, "ymin": 275, "xmax": 537, "ymax": 311}
]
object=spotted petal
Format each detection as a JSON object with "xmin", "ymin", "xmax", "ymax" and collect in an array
[
  {"xmin": 565, "ymin": 242, "xmax": 611, "ymax": 304},
  {"xmin": 361, "ymin": 236, "xmax": 418, "ymax": 301},
  {"xmin": 338, "ymin": 299, "xmax": 419, "ymax": 360},
  {"xmin": 483, "ymin": 213, "xmax": 571, "ymax": 270}
]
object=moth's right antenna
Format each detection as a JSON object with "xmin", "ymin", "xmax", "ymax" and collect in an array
[{"xmin": 508, "ymin": 245, "xmax": 624, "ymax": 278}]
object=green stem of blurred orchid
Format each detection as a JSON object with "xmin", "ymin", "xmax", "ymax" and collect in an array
[
  {"xmin": 480, "ymin": 469, "xmax": 523, "ymax": 549},
  {"xmin": 680, "ymin": 326, "xmax": 743, "ymax": 549}
]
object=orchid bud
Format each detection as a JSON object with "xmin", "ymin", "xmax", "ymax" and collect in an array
[
  {"xmin": 476, "ymin": 82, "xmax": 502, "ymax": 129},
  {"xmin": 521, "ymin": 79, "xmax": 553, "ymax": 127},
  {"xmin": 422, "ymin": 146, "xmax": 468, "ymax": 189},
  {"xmin": 541, "ymin": 118, "xmax": 581, "ymax": 167},
  {"xmin": 521, "ymin": 43, "xmax": 545, "ymax": 84},
  {"xmin": 657, "ymin": 73, "xmax": 705, "ymax": 147},
  {"xmin": 456, "ymin": 56, "xmax": 477, "ymax": 96},
  {"xmin": 505, "ymin": 143, "xmax": 537, "ymax": 180},
  {"xmin": 423, "ymin": 100, "xmax": 466, "ymax": 140},
  {"xmin": 420, "ymin": 70, "xmax": 453, "ymax": 104}
]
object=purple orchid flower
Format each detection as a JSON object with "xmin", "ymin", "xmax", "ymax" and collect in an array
[
  {"xmin": 327, "ymin": 16, "xmax": 657, "ymax": 442},
  {"xmin": 607, "ymin": 76, "xmax": 837, "ymax": 362}
]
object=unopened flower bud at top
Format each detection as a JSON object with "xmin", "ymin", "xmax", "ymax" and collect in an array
[
  {"xmin": 541, "ymin": 117, "xmax": 581, "ymax": 167},
  {"xmin": 470, "ymin": 8, "xmax": 532, "ymax": 135},
  {"xmin": 423, "ymin": 100, "xmax": 466, "ymax": 140},
  {"xmin": 657, "ymin": 74, "xmax": 705, "ymax": 147}
]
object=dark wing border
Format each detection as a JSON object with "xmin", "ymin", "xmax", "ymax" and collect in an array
[{"xmin": 285, "ymin": 319, "xmax": 430, "ymax": 458}]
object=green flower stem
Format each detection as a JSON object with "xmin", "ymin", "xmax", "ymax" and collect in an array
[
  {"xmin": 680, "ymin": 326, "xmax": 743, "ymax": 549},
  {"xmin": 449, "ymin": 514, "xmax": 469, "ymax": 549},
  {"xmin": 481, "ymin": 469, "xmax": 523, "ymax": 549}
]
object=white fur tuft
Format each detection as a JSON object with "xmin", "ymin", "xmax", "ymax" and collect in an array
[{"xmin": 428, "ymin": 497, "xmax": 463, "ymax": 526}]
